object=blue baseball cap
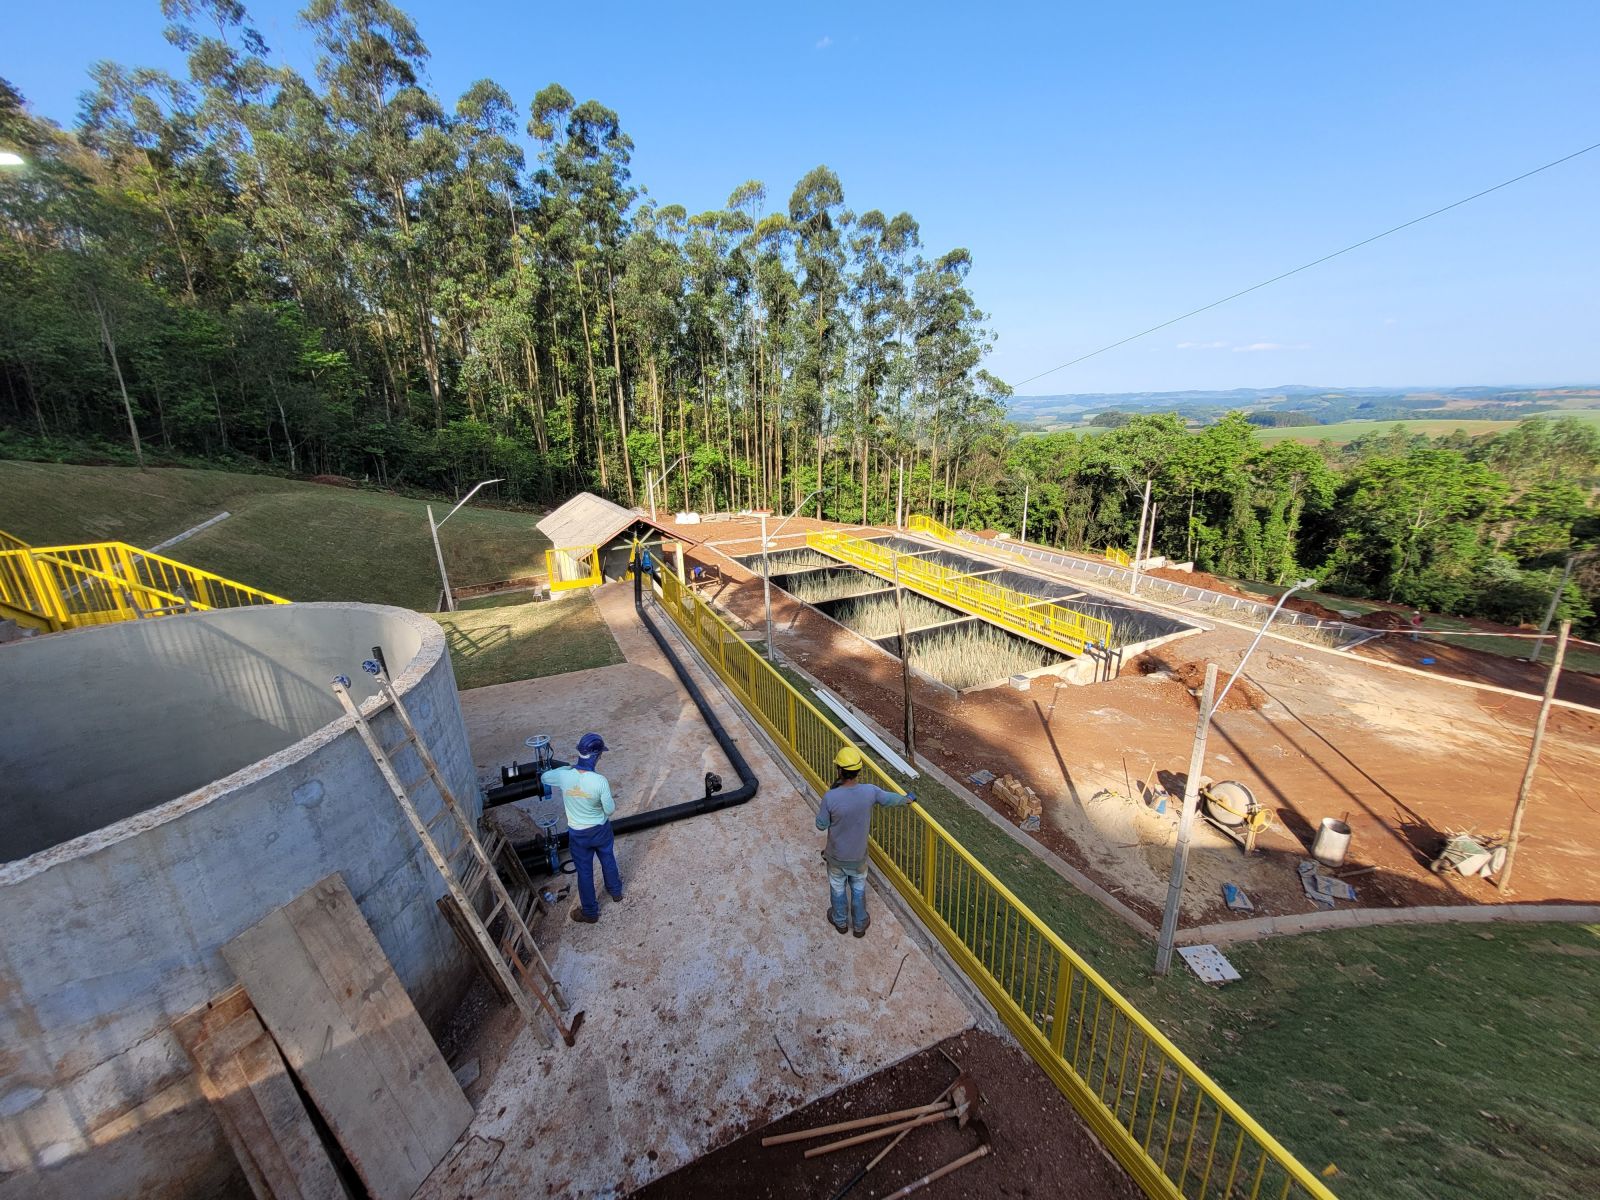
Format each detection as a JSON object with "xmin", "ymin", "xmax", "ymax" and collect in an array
[{"xmin": 577, "ymin": 732, "xmax": 610, "ymax": 756}]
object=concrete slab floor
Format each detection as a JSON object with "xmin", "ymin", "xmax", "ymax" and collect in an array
[{"xmin": 418, "ymin": 584, "xmax": 973, "ymax": 1199}]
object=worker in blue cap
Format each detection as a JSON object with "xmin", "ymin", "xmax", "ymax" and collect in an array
[{"xmin": 541, "ymin": 732, "xmax": 624, "ymax": 923}]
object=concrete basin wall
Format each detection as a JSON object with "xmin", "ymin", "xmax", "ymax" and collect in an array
[{"xmin": 0, "ymin": 604, "xmax": 478, "ymax": 1200}]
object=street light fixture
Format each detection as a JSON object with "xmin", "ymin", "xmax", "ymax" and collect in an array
[
  {"xmin": 429, "ymin": 478, "xmax": 503, "ymax": 612},
  {"xmin": 0, "ymin": 151, "xmax": 24, "ymax": 168},
  {"xmin": 1154, "ymin": 577, "xmax": 1317, "ymax": 974},
  {"xmin": 761, "ymin": 487, "xmax": 824, "ymax": 661}
]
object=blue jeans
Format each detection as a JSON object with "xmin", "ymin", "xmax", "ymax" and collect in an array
[
  {"xmin": 569, "ymin": 822, "xmax": 623, "ymax": 918},
  {"xmin": 828, "ymin": 863, "xmax": 868, "ymax": 931}
]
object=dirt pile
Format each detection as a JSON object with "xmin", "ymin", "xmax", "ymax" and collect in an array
[
  {"xmin": 1173, "ymin": 660, "xmax": 1266, "ymax": 712},
  {"xmin": 1353, "ymin": 609, "xmax": 1410, "ymax": 630},
  {"xmin": 1285, "ymin": 596, "xmax": 1348, "ymax": 621},
  {"xmin": 1145, "ymin": 565, "xmax": 1265, "ymax": 598}
]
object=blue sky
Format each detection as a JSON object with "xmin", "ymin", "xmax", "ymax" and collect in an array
[{"xmin": 7, "ymin": 1, "xmax": 1598, "ymax": 395}]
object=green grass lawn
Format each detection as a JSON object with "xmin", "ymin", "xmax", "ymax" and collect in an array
[
  {"xmin": 758, "ymin": 646, "xmax": 1598, "ymax": 1199},
  {"xmin": 433, "ymin": 593, "xmax": 621, "ymax": 689},
  {"xmin": 0, "ymin": 461, "xmax": 550, "ymax": 609}
]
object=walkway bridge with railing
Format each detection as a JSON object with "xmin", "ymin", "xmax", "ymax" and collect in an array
[{"xmin": 0, "ymin": 528, "xmax": 288, "ymax": 633}]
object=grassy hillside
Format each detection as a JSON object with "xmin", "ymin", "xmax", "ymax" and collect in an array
[{"xmin": 0, "ymin": 461, "xmax": 550, "ymax": 610}]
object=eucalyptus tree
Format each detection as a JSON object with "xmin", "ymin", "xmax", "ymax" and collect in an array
[{"xmin": 788, "ymin": 166, "xmax": 850, "ymax": 515}]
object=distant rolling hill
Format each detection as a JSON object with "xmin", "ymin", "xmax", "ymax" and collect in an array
[{"xmin": 1008, "ymin": 384, "xmax": 1600, "ymax": 433}]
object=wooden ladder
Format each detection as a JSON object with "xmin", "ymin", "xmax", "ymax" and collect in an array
[{"xmin": 331, "ymin": 660, "xmax": 583, "ymax": 1047}]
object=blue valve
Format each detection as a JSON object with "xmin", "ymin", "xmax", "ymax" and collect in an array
[
  {"xmin": 332, "ymin": 674, "xmax": 351, "ymax": 688},
  {"xmin": 362, "ymin": 659, "xmax": 382, "ymax": 676}
]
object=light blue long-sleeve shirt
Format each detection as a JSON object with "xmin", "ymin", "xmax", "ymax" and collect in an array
[
  {"xmin": 542, "ymin": 766, "xmax": 614, "ymax": 830},
  {"xmin": 816, "ymin": 782, "xmax": 907, "ymax": 870}
]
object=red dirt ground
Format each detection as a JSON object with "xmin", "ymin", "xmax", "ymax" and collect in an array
[
  {"xmin": 634, "ymin": 1029, "xmax": 1142, "ymax": 1200},
  {"xmin": 685, "ymin": 536, "xmax": 1600, "ymax": 925}
]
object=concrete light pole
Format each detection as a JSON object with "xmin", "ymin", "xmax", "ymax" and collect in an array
[
  {"xmin": 1154, "ymin": 576, "xmax": 1316, "ymax": 973},
  {"xmin": 762, "ymin": 487, "xmax": 823, "ymax": 661},
  {"xmin": 1129, "ymin": 478, "xmax": 1151, "ymax": 594},
  {"xmin": 647, "ymin": 455, "xmax": 689, "ymax": 522},
  {"xmin": 429, "ymin": 478, "xmax": 502, "ymax": 612}
]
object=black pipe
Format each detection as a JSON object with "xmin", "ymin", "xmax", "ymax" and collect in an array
[{"xmin": 510, "ymin": 558, "xmax": 758, "ymax": 872}]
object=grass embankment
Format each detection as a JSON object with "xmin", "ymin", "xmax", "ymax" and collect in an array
[
  {"xmin": 758, "ymin": 649, "xmax": 1598, "ymax": 1199},
  {"xmin": 1229, "ymin": 577, "xmax": 1600, "ymax": 676},
  {"xmin": 434, "ymin": 593, "xmax": 622, "ymax": 689},
  {"xmin": 0, "ymin": 461, "xmax": 550, "ymax": 609},
  {"xmin": 912, "ymin": 773, "xmax": 1599, "ymax": 1199}
]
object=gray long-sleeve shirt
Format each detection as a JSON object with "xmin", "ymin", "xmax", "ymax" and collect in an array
[{"xmin": 816, "ymin": 781, "xmax": 907, "ymax": 869}]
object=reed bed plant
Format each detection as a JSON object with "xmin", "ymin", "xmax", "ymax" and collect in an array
[
  {"xmin": 754, "ymin": 548, "xmax": 838, "ymax": 572},
  {"xmin": 909, "ymin": 623, "xmax": 1063, "ymax": 689},
  {"xmin": 827, "ymin": 590, "xmax": 961, "ymax": 638},
  {"xmin": 780, "ymin": 569, "xmax": 888, "ymax": 603}
]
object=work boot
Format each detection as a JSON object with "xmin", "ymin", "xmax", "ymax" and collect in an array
[
  {"xmin": 853, "ymin": 914, "xmax": 871, "ymax": 939},
  {"xmin": 609, "ymin": 892, "xmax": 624, "ymax": 903},
  {"xmin": 828, "ymin": 908, "xmax": 848, "ymax": 935},
  {"xmin": 571, "ymin": 907, "xmax": 599, "ymax": 924}
]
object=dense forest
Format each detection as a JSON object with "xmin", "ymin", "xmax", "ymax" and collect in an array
[{"xmin": 0, "ymin": 1, "xmax": 1595, "ymax": 631}]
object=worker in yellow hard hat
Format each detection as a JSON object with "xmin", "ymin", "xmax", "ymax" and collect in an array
[{"xmin": 815, "ymin": 744, "xmax": 912, "ymax": 937}]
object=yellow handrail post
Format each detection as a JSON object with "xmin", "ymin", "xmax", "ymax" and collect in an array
[{"xmin": 921, "ymin": 820, "xmax": 937, "ymax": 903}]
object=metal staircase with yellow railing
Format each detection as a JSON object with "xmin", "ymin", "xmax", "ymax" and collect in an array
[{"xmin": 0, "ymin": 528, "xmax": 288, "ymax": 633}]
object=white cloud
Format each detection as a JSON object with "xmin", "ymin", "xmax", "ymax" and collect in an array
[
  {"xmin": 1175, "ymin": 340, "xmax": 1229, "ymax": 350},
  {"xmin": 815, "ymin": 35, "xmax": 833, "ymax": 49},
  {"xmin": 1231, "ymin": 341, "xmax": 1310, "ymax": 352}
]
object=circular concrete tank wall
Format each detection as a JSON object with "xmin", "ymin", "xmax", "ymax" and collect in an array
[{"xmin": 0, "ymin": 603, "xmax": 478, "ymax": 1200}]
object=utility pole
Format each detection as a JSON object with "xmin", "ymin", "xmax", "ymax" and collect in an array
[
  {"xmin": 1155, "ymin": 663, "xmax": 1218, "ymax": 975},
  {"xmin": 1021, "ymin": 482, "xmax": 1030, "ymax": 545},
  {"xmin": 896, "ymin": 456, "xmax": 905, "ymax": 529},
  {"xmin": 894, "ymin": 547, "xmax": 916, "ymax": 765},
  {"xmin": 1129, "ymin": 478, "xmax": 1151, "ymax": 594},
  {"xmin": 1498, "ymin": 620, "xmax": 1570, "ymax": 894},
  {"xmin": 1530, "ymin": 555, "xmax": 1576, "ymax": 665},
  {"xmin": 761, "ymin": 510, "xmax": 774, "ymax": 661}
]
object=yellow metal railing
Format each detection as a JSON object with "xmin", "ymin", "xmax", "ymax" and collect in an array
[
  {"xmin": 1106, "ymin": 546, "xmax": 1133, "ymax": 568},
  {"xmin": 0, "ymin": 527, "xmax": 29, "ymax": 553},
  {"xmin": 546, "ymin": 544, "xmax": 602, "ymax": 591},
  {"xmin": 653, "ymin": 566, "xmax": 1334, "ymax": 1200},
  {"xmin": 811, "ymin": 530, "xmax": 1115, "ymax": 656},
  {"xmin": 0, "ymin": 541, "xmax": 288, "ymax": 631},
  {"xmin": 907, "ymin": 513, "xmax": 1030, "ymax": 565}
]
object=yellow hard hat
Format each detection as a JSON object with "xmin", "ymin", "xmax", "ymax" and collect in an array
[{"xmin": 833, "ymin": 745, "xmax": 864, "ymax": 772}]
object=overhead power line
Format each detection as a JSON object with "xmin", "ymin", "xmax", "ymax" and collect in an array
[{"xmin": 1015, "ymin": 139, "xmax": 1600, "ymax": 388}]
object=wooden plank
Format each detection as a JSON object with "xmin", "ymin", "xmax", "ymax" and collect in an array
[
  {"xmin": 223, "ymin": 874, "xmax": 472, "ymax": 1200},
  {"xmin": 172, "ymin": 987, "xmax": 346, "ymax": 1200}
]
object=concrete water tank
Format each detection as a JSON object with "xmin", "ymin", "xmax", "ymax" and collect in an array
[{"xmin": 0, "ymin": 603, "xmax": 478, "ymax": 1199}]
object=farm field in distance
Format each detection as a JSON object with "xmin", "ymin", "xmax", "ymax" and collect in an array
[{"xmin": 1253, "ymin": 408, "xmax": 1600, "ymax": 444}]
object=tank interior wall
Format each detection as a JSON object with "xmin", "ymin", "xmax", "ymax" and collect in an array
[
  {"xmin": 1, "ymin": 605, "xmax": 422, "ymax": 863},
  {"xmin": 0, "ymin": 604, "xmax": 478, "ymax": 1200}
]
